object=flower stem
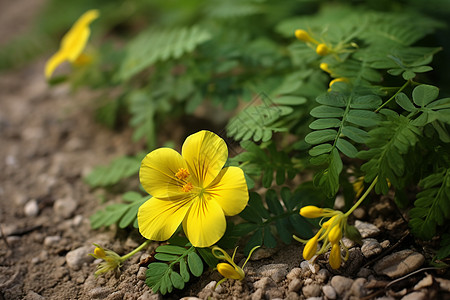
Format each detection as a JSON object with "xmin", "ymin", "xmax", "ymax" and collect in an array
[
  {"xmin": 344, "ymin": 176, "xmax": 378, "ymax": 217},
  {"xmin": 375, "ymin": 80, "xmax": 410, "ymax": 113},
  {"xmin": 120, "ymin": 239, "xmax": 152, "ymax": 262}
]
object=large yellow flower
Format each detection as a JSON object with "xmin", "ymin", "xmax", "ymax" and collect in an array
[
  {"xmin": 45, "ymin": 9, "xmax": 99, "ymax": 79},
  {"xmin": 138, "ymin": 130, "xmax": 249, "ymax": 248}
]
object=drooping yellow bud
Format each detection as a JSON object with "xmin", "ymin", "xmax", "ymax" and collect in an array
[
  {"xmin": 94, "ymin": 247, "xmax": 106, "ymax": 258},
  {"xmin": 216, "ymin": 263, "xmax": 244, "ymax": 280},
  {"xmin": 329, "ymin": 77, "xmax": 349, "ymax": 88},
  {"xmin": 328, "ymin": 224, "xmax": 342, "ymax": 244},
  {"xmin": 322, "ymin": 215, "xmax": 337, "ymax": 229},
  {"xmin": 295, "ymin": 29, "xmax": 312, "ymax": 42},
  {"xmin": 303, "ymin": 233, "xmax": 319, "ymax": 260},
  {"xmin": 320, "ymin": 63, "xmax": 332, "ymax": 74},
  {"xmin": 316, "ymin": 43, "xmax": 330, "ymax": 56},
  {"xmin": 300, "ymin": 206, "xmax": 324, "ymax": 218},
  {"xmin": 329, "ymin": 243, "xmax": 342, "ymax": 269}
]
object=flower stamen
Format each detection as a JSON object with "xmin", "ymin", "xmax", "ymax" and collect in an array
[
  {"xmin": 181, "ymin": 182, "xmax": 194, "ymax": 192},
  {"xmin": 175, "ymin": 168, "xmax": 190, "ymax": 180}
]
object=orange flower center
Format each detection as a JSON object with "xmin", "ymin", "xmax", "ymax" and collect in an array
[
  {"xmin": 181, "ymin": 182, "xmax": 194, "ymax": 192},
  {"xmin": 175, "ymin": 168, "xmax": 190, "ymax": 180}
]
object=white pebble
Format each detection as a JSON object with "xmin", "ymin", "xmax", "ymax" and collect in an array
[{"xmin": 24, "ymin": 199, "xmax": 39, "ymax": 217}]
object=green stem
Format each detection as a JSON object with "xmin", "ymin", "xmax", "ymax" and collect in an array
[
  {"xmin": 120, "ymin": 239, "xmax": 152, "ymax": 262},
  {"xmin": 344, "ymin": 176, "xmax": 378, "ymax": 217},
  {"xmin": 375, "ymin": 80, "xmax": 410, "ymax": 113}
]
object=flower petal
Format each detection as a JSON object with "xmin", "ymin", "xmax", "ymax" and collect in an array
[
  {"xmin": 181, "ymin": 130, "xmax": 227, "ymax": 187},
  {"xmin": 45, "ymin": 50, "xmax": 68, "ymax": 79},
  {"xmin": 217, "ymin": 263, "xmax": 242, "ymax": 280},
  {"xmin": 206, "ymin": 167, "xmax": 248, "ymax": 216},
  {"xmin": 140, "ymin": 148, "xmax": 189, "ymax": 200},
  {"xmin": 182, "ymin": 196, "xmax": 226, "ymax": 247},
  {"xmin": 137, "ymin": 196, "xmax": 193, "ymax": 241}
]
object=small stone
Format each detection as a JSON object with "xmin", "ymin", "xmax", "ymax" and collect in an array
[
  {"xmin": 322, "ymin": 285, "xmax": 337, "ymax": 299},
  {"xmin": 54, "ymin": 197, "xmax": 78, "ymax": 219},
  {"xmin": 413, "ymin": 274, "xmax": 433, "ymax": 290},
  {"xmin": 24, "ymin": 291, "xmax": 45, "ymax": 300},
  {"xmin": 106, "ymin": 291, "xmax": 124, "ymax": 300},
  {"xmin": 334, "ymin": 195, "xmax": 345, "ymax": 210},
  {"xmin": 285, "ymin": 291, "xmax": 300, "ymax": 300},
  {"xmin": 342, "ymin": 237, "xmax": 356, "ymax": 248},
  {"xmin": 288, "ymin": 278, "xmax": 302, "ymax": 292},
  {"xmin": 258, "ymin": 264, "xmax": 288, "ymax": 283},
  {"xmin": 137, "ymin": 291, "xmax": 162, "ymax": 300},
  {"xmin": 251, "ymin": 288, "xmax": 264, "ymax": 300},
  {"xmin": 251, "ymin": 247, "xmax": 278, "ymax": 260},
  {"xmin": 401, "ymin": 292, "xmax": 426, "ymax": 300},
  {"xmin": 24, "ymin": 199, "xmax": 39, "ymax": 217},
  {"xmin": 302, "ymin": 284, "xmax": 321, "ymax": 298},
  {"xmin": 44, "ymin": 235, "xmax": 61, "ymax": 247},
  {"xmin": 356, "ymin": 267, "xmax": 372, "ymax": 278},
  {"xmin": 315, "ymin": 268, "xmax": 330, "ymax": 283},
  {"xmin": 374, "ymin": 249, "xmax": 425, "ymax": 278},
  {"xmin": 265, "ymin": 288, "xmax": 284, "ymax": 299},
  {"xmin": 353, "ymin": 207, "xmax": 366, "ymax": 219},
  {"xmin": 351, "ymin": 278, "xmax": 367, "ymax": 297},
  {"xmin": 286, "ymin": 267, "xmax": 302, "ymax": 281},
  {"xmin": 305, "ymin": 298, "xmax": 322, "ymax": 300},
  {"xmin": 66, "ymin": 245, "xmax": 95, "ymax": 270},
  {"xmin": 89, "ymin": 287, "xmax": 113, "ymax": 299},
  {"xmin": 72, "ymin": 215, "xmax": 84, "ymax": 227},
  {"xmin": 361, "ymin": 238, "xmax": 382, "ymax": 258},
  {"xmin": 198, "ymin": 281, "xmax": 216, "ymax": 299},
  {"xmin": 137, "ymin": 267, "xmax": 147, "ymax": 280},
  {"xmin": 253, "ymin": 277, "xmax": 274, "ymax": 290},
  {"xmin": 354, "ymin": 220, "xmax": 380, "ymax": 238},
  {"xmin": 6, "ymin": 236, "xmax": 21, "ymax": 246},
  {"xmin": 300, "ymin": 260, "xmax": 319, "ymax": 273},
  {"xmin": 331, "ymin": 276, "xmax": 354, "ymax": 296},
  {"xmin": 380, "ymin": 240, "xmax": 390, "ymax": 248},
  {"xmin": 436, "ymin": 277, "xmax": 450, "ymax": 292}
]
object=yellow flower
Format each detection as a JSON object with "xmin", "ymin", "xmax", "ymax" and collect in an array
[
  {"xmin": 320, "ymin": 62, "xmax": 332, "ymax": 74},
  {"xmin": 329, "ymin": 77, "xmax": 349, "ymax": 88},
  {"xmin": 45, "ymin": 9, "xmax": 99, "ymax": 79},
  {"xmin": 295, "ymin": 29, "xmax": 319, "ymax": 44},
  {"xmin": 316, "ymin": 43, "xmax": 330, "ymax": 56},
  {"xmin": 90, "ymin": 244, "xmax": 122, "ymax": 276},
  {"xmin": 212, "ymin": 245, "xmax": 259, "ymax": 286},
  {"xmin": 352, "ymin": 176, "xmax": 365, "ymax": 198},
  {"xmin": 295, "ymin": 207, "xmax": 349, "ymax": 269},
  {"xmin": 138, "ymin": 130, "xmax": 249, "ymax": 248}
]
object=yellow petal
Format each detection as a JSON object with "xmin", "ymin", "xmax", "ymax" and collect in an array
[
  {"xmin": 217, "ymin": 263, "xmax": 243, "ymax": 280},
  {"xmin": 300, "ymin": 206, "xmax": 324, "ymax": 218},
  {"xmin": 61, "ymin": 10, "xmax": 99, "ymax": 59},
  {"xmin": 45, "ymin": 50, "xmax": 68, "ymax": 79},
  {"xmin": 328, "ymin": 224, "xmax": 342, "ymax": 244},
  {"xmin": 303, "ymin": 233, "xmax": 319, "ymax": 260},
  {"xmin": 182, "ymin": 196, "xmax": 226, "ymax": 247},
  {"xmin": 182, "ymin": 131, "xmax": 227, "ymax": 188},
  {"xmin": 139, "ymin": 148, "xmax": 190, "ymax": 200},
  {"xmin": 137, "ymin": 196, "xmax": 194, "ymax": 241},
  {"xmin": 206, "ymin": 167, "xmax": 248, "ymax": 216},
  {"xmin": 329, "ymin": 243, "xmax": 341, "ymax": 269}
]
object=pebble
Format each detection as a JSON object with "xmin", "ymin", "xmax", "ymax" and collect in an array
[
  {"xmin": 24, "ymin": 199, "xmax": 39, "ymax": 217},
  {"xmin": 380, "ymin": 239, "xmax": 390, "ymax": 248},
  {"xmin": 436, "ymin": 277, "xmax": 450, "ymax": 292},
  {"xmin": 401, "ymin": 292, "xmax": 426, "ymax": 300},
  {"xmin": 322, "ymin": 285, "xmax": 336, "ymax": 299},
  {"xmin": 253, "ymin": 277, "xmax": 274, "ymax": 290},
  {"xmin": 106, "ymin": 291, "xmax": 124, "ymax": 300},
  {"xmin": 251, "ymin": 247, "xmax": 278, "ymax": 260},
  {"xmin": 356, "ymin": 267, "xmax": 372, "ymax": 278},
  {"xmin": 66, "ymin": 245, "xmax": 95, "ymax": 270},
  {"xmin": 265, "ymin": 288, "xmax": 283, "ymax": 299},
  {"xmin": 413, "ymin": 274, "xmax": 433, "ymax": 290},
  {"xmin": 361, "ymin": 238, "xmax": 382, "ymax": 258},
  {"xmin": 54, "ymin": 197, "xmax": 77, "ymax": 219},
  {"xmin": 330, "ymin": 275, "xmax": 353, "ymax": 296},
  {"xmin": 137, "ymin": 291, "xmax": 162, "ymax": 300},
  {"xmin": 257, "ymin": 264, "xmax": 288, "ymax": 283},
  {"xmin": 44, "ymin": 235, "xmax": 61, "ymax": 247},
  {"xmin": 354, "ymin": 220, "xmax": 380, "ymax": 238},
  {"xmin": 342, "ymin": 237, "xmax": 356, "ymax": 248},
  {"xmin": 89, "ymin": 287, "xmax": 113, "ymax": 299},
  {"xmin": 373, "ymin": 249, "xmax": 425, "ymax": 278},
  {"xmin": 72, "ymin": 215, "xmax": 84, "ymax": 227},
  {"xmin": 334, "ymin": 195, "xmax": 345, "ymax": 209},
  {"xmin": 351, "ymin": 278, "xmax": 366, "ymax": 297},
  {"xmin": 137, "ymin": 267, "xmax": 147, "ymax": 280},
  {"xmin": 302, "ymin": 284, "xmax": 321, "ymax": 298},
  {"xmin": 353, "ymin": 207, "xmax": 366, "ymax": 219},
  {"xmin": 197, "ymin": 281, "xmax": 216, "ymax": 299},
  {"xmin": 24, "ymin": 291, "xmax": 45, "ymax": 300},
  {"xmin": 300, "ymin": 260, "xmax": 320, "ymax": 273},
  {"xmin": 251, "ymin": 288, "xmax": 264, "ymax": 300},
  {"xmin": 315, "ymin": 269, "xmax": 330, "ymax": 283},
  {"xmin": 285, "ymin": 291, "xmax": 300, "ymax": 300},
  {"xmin": 288, "ymin": 278, "xmax": 302, "ymax": 292},
  {"xmin": 286, "ymin": 267, "xmax": 302, "ymax": 280}
]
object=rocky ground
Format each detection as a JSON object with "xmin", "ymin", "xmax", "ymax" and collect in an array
[{"xmin": 1, "ymin": 2, "xmax": 450, "ymax": 300}]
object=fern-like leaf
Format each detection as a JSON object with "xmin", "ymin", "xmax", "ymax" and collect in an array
[{"xmin": 409, "ymin": 168, "xmax": 450, "ymax": 240}]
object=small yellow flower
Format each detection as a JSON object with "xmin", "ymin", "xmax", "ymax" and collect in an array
[
  {"xmin": 300, "ymin": 206, "xmax": 335, "ymax": 218},
  {"xmin": 295, "ymin": 29, "xmax": 319, "ymax": 44},
  {"xmin": 138, "ymin": 130, "xmax": 249, "ymax": 248},
  {"xmin": 320, "ymin": 62, "xmax": 332, "ymax": 74},
  {"xmin": 329, "ymin": 243, "xmax": 342, "ymax": 269},
  {"xmin": 212, "ymin": 245, "xmax": 259, "ymax": 286},
  {"xmin": 45, "ymin": 9, "xmax": 99, "ymax": 79},
  {"xmin": 90, "ymin": 244, "xmax": 122, "ymax": 276},
  {"xmin": 352, "ymin": 176, "xmax": 365, "ymax": 198},
  {"xmin": 303, "ymin": 232, "xmax": 319, "ymax": 260},
  {"xmin": 329, "ymin": 77, "xmax": 349, "ymax": 89},
  {"xmin": 316, "ymin": 43, "xmax": 330, "ymax": 56}
]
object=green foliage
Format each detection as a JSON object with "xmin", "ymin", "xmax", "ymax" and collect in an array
[
  {"xmin": 409, "ymin": 169, "xmax": 450, "ymax": 240},
  {"xmin": 436, "ymin": 233, "xmax": 450, "ymax": 261},
  {"xmin": 90, "ymin": 191, "xmax": 149, "ymax": 229},
  {"xmin": 145, "ymin": 244, "xmax": 205, "ymax": 295},
  {"xmin": 84, "ymin": 154, "xmax": 144, "ymax": 188},
  {"xmin": 233, "ymin": 188, "xmax": 313, "ymax": 254}
]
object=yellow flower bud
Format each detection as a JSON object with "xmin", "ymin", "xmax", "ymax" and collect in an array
[
  {"xmin": 303, "ymin": 233, "xmax": 319, "ymax": 260},
  {"xmin": 320, "ymin": 63, "xmax": 331, "ymax": 74},
  {"xmin": 300, "ymin": 206, "xmax": 324, "ymax": 218},
  {"xmin": 322, "ymin": 215, "xmax": 337, "ymax": 229},
  {"xmin": 329, "ymin": 243, "xmax": 342, "ymax": 269},
  {"xmin": 316, "ymin": 43, "xmax": 330, "ymax": 56},
  {"xmin": 216, "ymin": 263, "xmax": 244, "ymax": 280},
  {"xmin": 329, "ymin": 77, "xmax": 349, "ymax": 88},
  {"xmin": 295, "ymin": 29, "xmax": 313, "ymax": 42},
  {"xmin": 328, "ymin": 224, "xmax": 342, "ymax": 244},
  {"xmin": 94, "ymin": 247, "xmax": 106, "ymax": 258}
]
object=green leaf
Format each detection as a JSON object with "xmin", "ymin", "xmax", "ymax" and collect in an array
[
  {"xmin": 346, "ymin": 110, "xmax": 379, "ymax": 127},
  {"xmin": 396, "ymin": 93, "xmax": 417, "ymax": 112},
  {"xmin": 336, "ymin": 138, "xmax": 358, "ymax": 158},
  {"xmin": 273, "ymin": 95, "xmax": 307, "ymax": 105},
  {"xmin": 187, "ymin": 252, "xmax": 203, "ymax": 277},
  {"xmin": 341, "ymin": 125, "xmax": 369, "ymax": 143},
  {"xmin": 179, "ymin": 259, "xmax": 190, "ymax": 282},
  {"xmin": 156, "ymin": 245, "xmax": 188, "ymax": 255},
  {"xmin": 309, "ymin": 118, "xmax": 341, "ymax": 130},
  {"xmin": 170, "ymin": 272, "xmax": 185, "ymax": 290},
  {"xmin": 263, "ymin": 226, "xmax": 277, "ymax": 248},
  {"xmin": 154, "ymin": 253, "xmax": 180, "ymax": 261},
  {"xmin": 309, "ymin": 144, "xmax": 333, "ymax": 156},
  {"xmin": 305, "ymin": 129, "xmax": 338, "ymax": 145},
  {"xmin": 412, "ymin": 84, "xmax": 439, "ymax": 106},
  {"xmin": 310, "ymin": 106, "xmax": 345, "ymax": 118}
]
